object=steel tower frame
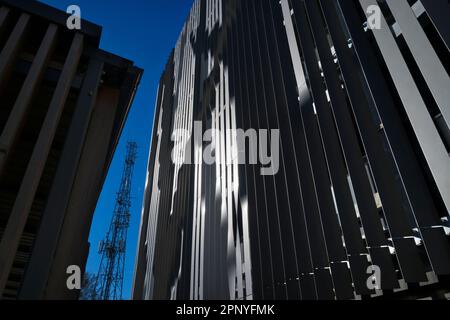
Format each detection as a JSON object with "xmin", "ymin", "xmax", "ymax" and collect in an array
[{"xmin": 94, "ymin": 141, "xmax": 138, "ymax": 300}]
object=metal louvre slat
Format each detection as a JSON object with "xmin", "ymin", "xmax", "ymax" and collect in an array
[
  {"xmin": 319, "ymin": 0, "xmax": 450, "ymax": 278},
  {"xmin": 248, "ymin": 0, "xmax": 301, "ymax": 299},
  {"xmin": 331, "ymin": 262, "xmax": 355, "ymax": 300},
  {"xmin": 274, "ymin": 0, "xmax": 334, "ymax": 299},
  {"xmin": 254, "ymin": 0, "xmax": 317, "ymax": 300},
  {"xmin": 242, "ymin": 0, "xmax": 287, "ymax": 298},
  {"xmin": 291, "ymin": 0, "xmax": 366, "ymax": 257},
  {"xmin": 290, "ymin": 0, "xmax": 383, "ymax": 297},
  {"xmin": 420, "ymin": 0, "xmax": 450, "ymax": 51},
  {"xmin": 386, "ymin": 0, "xmax": 450, "ymax": 131},
  {"xmin": 234, "ymin": 0, "xmax": 276, "ymax": 299},
  {"xmin": 329, "ymin": 0, "xmax": 429, "ymax": 284}
]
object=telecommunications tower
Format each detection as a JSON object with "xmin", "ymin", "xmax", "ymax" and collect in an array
[{"xmin": 94, "ymin": 141, "xmax": 138, "ymax": 300}]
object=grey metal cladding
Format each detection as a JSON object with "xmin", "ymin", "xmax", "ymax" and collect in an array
[{"xmin": 135, "ymin": 0, "xmax": 450, "ymax": 300}]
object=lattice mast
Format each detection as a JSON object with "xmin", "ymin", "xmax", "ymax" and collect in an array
[{"xmin": 94, "ymin": 141, "xmax": 138, "ymax": 300}]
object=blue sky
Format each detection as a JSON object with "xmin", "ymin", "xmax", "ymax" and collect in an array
[{"xmin": 39, "ymin": 0, "xmax": 194, "ymax": 299}]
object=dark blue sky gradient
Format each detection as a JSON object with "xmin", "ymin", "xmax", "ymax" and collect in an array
[{"xmin": 38, "ymin": 0, "xmax": 194, "ymax": 299}]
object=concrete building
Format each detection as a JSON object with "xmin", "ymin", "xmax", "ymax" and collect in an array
[
  {"xmin": 0, "ymin": 0, "xmax": 142, "ymax": 299},
  {"xmin": 134, "ymin": 0, "xmax": 450, "ymax": 300}
]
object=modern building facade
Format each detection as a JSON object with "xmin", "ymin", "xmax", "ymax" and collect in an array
[
  {"xmin": 0, "ymin": 0, "xmax": 142, "ymax": 299},
  {"xmin": 133, "ymin": 0, "xmax": 450, "ymax": 300}
]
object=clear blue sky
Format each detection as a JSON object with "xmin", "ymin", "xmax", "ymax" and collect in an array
[{"xmin": 39, "ymin": 0, "xmax": 194, "ymax": 299}]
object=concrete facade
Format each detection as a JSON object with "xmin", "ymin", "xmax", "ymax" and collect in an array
[{"xmin": 0, "ymin": 0, "xmax": 142, "ymax": 300}]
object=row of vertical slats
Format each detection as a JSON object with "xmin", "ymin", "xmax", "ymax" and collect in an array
[
  {"xmin": 335, "ymin": 0, "xmax": 450, "ymax": 277},
  {"xmin": 19, "ymin": 57, "xmax": 104, "ymax": 299},
  {"xmin": 0, "ymin": 6, "xmax": 89, "ymax": 298},
  {"xmin": 140, "ymin": 0, "xmax": 450, "ymax": 300},
  {"xmin": 269, "ymin": 0, "xmax": 450, "ymax": 299}
]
